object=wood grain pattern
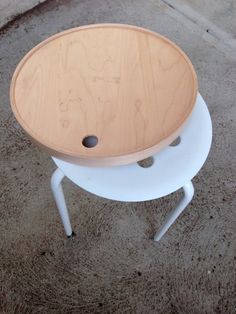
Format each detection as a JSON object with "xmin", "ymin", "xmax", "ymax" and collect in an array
[{"xmin": 10, "ymin": 24, "xmax": 198, "ymax": 166}]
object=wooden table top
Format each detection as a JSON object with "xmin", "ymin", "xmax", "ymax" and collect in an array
[{"xmin": 10, "ymin": 24, "xmax": 198, "ymax": 166}]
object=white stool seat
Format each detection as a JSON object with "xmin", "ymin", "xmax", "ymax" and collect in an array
[
  {"xmin": 52, "ymin": 93, "xmax": 212, "ymax": 202},
  {"xmin": 51, "ymin": 93, "xmax": 212, "ymax": 240}
]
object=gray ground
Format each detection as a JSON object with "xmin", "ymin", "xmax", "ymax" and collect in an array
[
  {"xmin": 0, "ymin": 0, "xmax": 236, "ymax": 313},
  {"xmin": 0, "ymin": 0, "xmax": 47, "ymax": 29}
]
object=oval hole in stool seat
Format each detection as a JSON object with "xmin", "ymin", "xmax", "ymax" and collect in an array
[
  {"xmin": 169, "ymin": 136, "xmax": 181, "ymax": 147},
  {"xmin": 137, "ymin": 156, "xmax": 154, "ymax": 168},
  {"xmin": 82, "ymin": 135, "xmax": 98, "ymax": 148}
]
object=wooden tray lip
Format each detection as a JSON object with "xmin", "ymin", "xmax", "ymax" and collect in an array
[{"xmin": 10, "ymin": 23, "xmax": 198, "ymax": 163}]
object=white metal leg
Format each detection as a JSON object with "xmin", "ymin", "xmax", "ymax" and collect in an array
[
  {"xmin": 154, "ymin": 181, "xmax": 194, "ymax": 241},
  {"xmin": 51, "ymin": 168, "xmax": 73, "ymax": 237}
]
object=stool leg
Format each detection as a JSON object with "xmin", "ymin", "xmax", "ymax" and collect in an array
[
  {"xmin": 51, "ymin": 168, "xmax": 74, "ymax": 237},
  {"xmin": 154, "ymin": 181, "xmax": 194, "ymax": 241}
]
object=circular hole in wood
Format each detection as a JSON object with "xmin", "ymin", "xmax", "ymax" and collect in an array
[
  {"xmin": 169, "ymin": 136, "xmax": 181, "ymax": 147},
  {"xmin": 137, "ymin": 156, "xmax": 154, "ymax": 168},
  {"xmin": 82, "ymin": 135, "xmax": 98, "ymax": 148}
]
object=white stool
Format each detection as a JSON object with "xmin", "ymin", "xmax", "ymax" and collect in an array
[{"xmin": 51, "ymin": 93, "xmax": 212, "ymax": 241}]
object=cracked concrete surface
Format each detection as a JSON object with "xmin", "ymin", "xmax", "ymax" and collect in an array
[
  {"xmin": 0, "ymin": 0, "xmax": 235, "ymax": 313},
  {"xmin": 0, "ymin": 0, "xmax": 47, "ymax": 29},
  {"xmin": 162, "ymin": 0, "xmax": 236, "ymax": 60}
]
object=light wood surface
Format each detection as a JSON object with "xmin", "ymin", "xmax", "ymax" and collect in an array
[{"xmin": 10, "ymin": 24, "xmax": 198, "ymax": 166}]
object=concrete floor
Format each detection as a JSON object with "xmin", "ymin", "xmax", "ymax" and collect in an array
[
  {"xmin": 0, "ymin": 0, "xmax": 235, "ymax": 313},
  {"xmin": 0, "ymin": 0, "xmax": 47, "ymax": 29}
]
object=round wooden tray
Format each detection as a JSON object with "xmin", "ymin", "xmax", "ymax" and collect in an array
[{"xmin": 10, "ymin": 24, "xmax": 198, "ymax": 166}]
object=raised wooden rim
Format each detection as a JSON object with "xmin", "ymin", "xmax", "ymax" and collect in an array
[{"xmin": 10, "ymin": 23, "xmax": 198, "ymax": 165}]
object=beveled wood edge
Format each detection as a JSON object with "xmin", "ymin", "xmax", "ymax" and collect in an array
[
  {"xmin": 28, "ymin": 108, "xmax": 192, "ymax": 167},
  {"xmin": 9, "ymin": 23, "xmax": 198, "ymax": 164}
]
